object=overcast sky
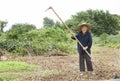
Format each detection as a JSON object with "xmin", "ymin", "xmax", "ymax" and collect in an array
[{"xmin": 0, "ymin": 0, "xmax": 120, "ymax": 31}]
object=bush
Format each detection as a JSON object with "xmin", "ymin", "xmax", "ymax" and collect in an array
[
  {"xmin": 25, "ymin": 27, "xmax": 75, "ymax": 55},
  {"xmin": 94, "ymin": 33, "xmax": 120, "ymax": 48},
  {"xmin": 6, "ymin": 23, "xmax": 36, "ymax": 39},
  {"xmin": 99, "ymin": 33, "xmax": 108, "ymax": 45},
  {"xmin": 0, "ymin": 27, "xmax": 76, "ymax": 56}
]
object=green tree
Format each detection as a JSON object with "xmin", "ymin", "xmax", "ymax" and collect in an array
[
  {"xmin": 43, "ymin": 17, "xmax": 55, "ymax": 27},
  {"xmin": 7, "ymin": 23, "xmax": 36, "ymax": 39},
  {"xmin": 0, "ymin": 20, "xmax": 8, "ymax": 32},
  {"xmin": 54, "ymin": 21, "xmax": 61, "ymax": 27},
  {"xmin": 66, "ymin": 9, "xmax": 120, "ymax": 36},
  {"xmin": 116, "ymin": 15, "xmax": 120, "ymax": 30}
]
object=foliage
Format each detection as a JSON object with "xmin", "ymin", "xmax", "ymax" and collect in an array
[
  {"xmin": 24, "ymin": 27, "xmax": 75, "ymax": 55},
  {"xmin": 93, "ymin": 33, "xmax": 120, "ymax": 48},
  {"xmin": 7, "ymin": 23, "xmax": 36, "ymax": 39},
  {"xmin": 0, "ymin": 20, "xmax": 8, "ymax": 32},
  {"xmin": 99, "ymin": 33, "xmax": 108, "ymax": 45},
  {"xmin": 43, "ymin": 17, "xmax": 55, "ymax": 27},
  {"xmin": 66, "ymin": 9, "xmax": 120, "ymax": 36},
  {"xmin": 0, "ymin": 26, "xmax": 76, "ymax": 55},
  {"xmin": 54, "ymin": 21, "xmax": 64, "ymax": 28}
]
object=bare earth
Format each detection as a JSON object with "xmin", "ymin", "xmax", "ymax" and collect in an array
[{"xmin": 7, "ymin": 46, "xmax": 120, "ymax": 81}]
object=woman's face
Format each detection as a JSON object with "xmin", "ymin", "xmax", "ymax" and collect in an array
[{"xmin": 81, "ymin": 26, "xmax": 88, "ymax": 33}]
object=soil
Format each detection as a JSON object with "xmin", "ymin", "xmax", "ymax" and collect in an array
[{"xmin": 6, "ymin": 46, "xmax": 120, "ymax": 81}]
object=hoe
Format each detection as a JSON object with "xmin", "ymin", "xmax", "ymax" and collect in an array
[{"xmin": 45, "ymin": 6, "xmax": 98, "ymax": 68}]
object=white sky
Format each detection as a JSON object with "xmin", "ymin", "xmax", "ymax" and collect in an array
[{"xmin": 0, "ymin": 0, "xmax": 120, "ymax": 31}]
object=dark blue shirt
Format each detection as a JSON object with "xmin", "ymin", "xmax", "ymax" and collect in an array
[{"xmin": 75, "ymin": 31, "xmax": 92, "ymax": 54}]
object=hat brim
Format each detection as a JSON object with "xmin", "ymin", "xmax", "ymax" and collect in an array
[{"xmin": 77, "ymin": 24, "xmax": 91, "ymax": 31}]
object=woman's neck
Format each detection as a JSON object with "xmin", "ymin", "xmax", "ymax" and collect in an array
[{"xmin": 82, "ymin": 31, "xmax": 87, "ymax": 34}]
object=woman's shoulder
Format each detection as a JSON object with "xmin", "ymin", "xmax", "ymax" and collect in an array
[
  {"xmin": 86, "ymin": 31, "xmax": 91, "ymax": 35},
  {"xmin": 86, "ymin": 32, "xmax": 92, "ymax": 37},
  {"xmin": 77, "ymin": 32, "xmax": 82, "ymax": 36}
]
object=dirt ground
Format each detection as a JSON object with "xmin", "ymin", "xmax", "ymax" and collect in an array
[{"xmin": 9, "ymin": 46, "xmax": 120, "ymax": 81}]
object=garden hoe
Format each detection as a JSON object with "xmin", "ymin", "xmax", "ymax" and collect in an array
[{"xmin": 45, "ymin": 6, "xmax": 97, "ymax": 68}]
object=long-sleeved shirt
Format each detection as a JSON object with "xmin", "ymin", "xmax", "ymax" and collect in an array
[{"xmin": 72, "ymin": 31, "xmax": 92, "ymax": 54}]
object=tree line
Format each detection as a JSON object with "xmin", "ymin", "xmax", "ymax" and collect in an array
[{"xmin": 43, "ymin": 9, "xmax": 120, "ymax": 36}]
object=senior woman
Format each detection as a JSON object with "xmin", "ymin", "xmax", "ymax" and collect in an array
[{"xmin": 71, "ymin": 23, "xmax": 94, "ymax": 75}]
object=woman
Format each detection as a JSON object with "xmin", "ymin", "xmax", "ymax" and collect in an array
[{"xmin": 71, "ymin": 23, "xmax": 93, "ymax": 75}]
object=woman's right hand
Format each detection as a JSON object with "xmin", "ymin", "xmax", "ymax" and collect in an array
[
  {"xmin": 71, "ymin": 32, "xmax": 75, "ymax": 36},
  {"xmin": 71, "ymin": 32, "xmax": 76, "ymax": 40}
]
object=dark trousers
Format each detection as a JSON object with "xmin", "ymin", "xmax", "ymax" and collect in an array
[{"xmin": 79, "ymin": 51, "xmax": 93, "ymax": 72}]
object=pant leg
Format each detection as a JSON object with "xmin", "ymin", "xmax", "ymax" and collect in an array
[
  {"xmin": 79, "ymin": 53, "xmax": 85, "ymax": 72},
  {"xmin": 84, "ymin": 52, "xmax": 93, "ymax": 71}
]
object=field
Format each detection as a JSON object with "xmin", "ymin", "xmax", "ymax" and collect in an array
[
  {"xmin": 0, "ymin": 46, "xmax": 120, "ymax": 81},
  {"xmin": 0, "ymin": 5, "xmax": 120, "ymax": 81}
]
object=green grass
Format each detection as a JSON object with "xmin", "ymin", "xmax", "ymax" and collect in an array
[
  {"xmin": 0, "ymin": 61, "xmax": 36, "ymax": 71},
  {"xmin": 0, "ymin": 61, "xmax": 62, "ymax": 81},
  {"xmin": 93, "ymin": 33, "xmax": 120, "ymax": 49},
  {"xmin": 0, "ymin": 70, "xmax": 62, "ymax": 81},
  {"xmin": 0, "ymin": 73, "xmax": 19, "ymax": 81},
  {"xmin": 0, "ymin": 61, "xmax": 37, "ymax": 81}
]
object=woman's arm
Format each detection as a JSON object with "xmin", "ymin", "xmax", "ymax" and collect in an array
[
  {"xmin": 87, "ymin": 33, "xmax": 92, "ymax": 48},
  {"xmin": 71, "ymin": 33, "xmax": 79, "ymax": 40}
]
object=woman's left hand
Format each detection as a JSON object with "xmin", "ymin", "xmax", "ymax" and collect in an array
[{"xmin": 83, "ymin": 46, "xmax": 88, "ymax": 50}]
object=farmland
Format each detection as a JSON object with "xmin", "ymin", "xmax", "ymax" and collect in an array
[{"xmin": 0, "ymin": 46, "xmax": 120, "ymax": 81}]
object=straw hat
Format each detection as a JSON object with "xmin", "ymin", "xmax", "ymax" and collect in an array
[{"xmin": 77, "ymin": 23, "xmax": 92, "ymax": 31}]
